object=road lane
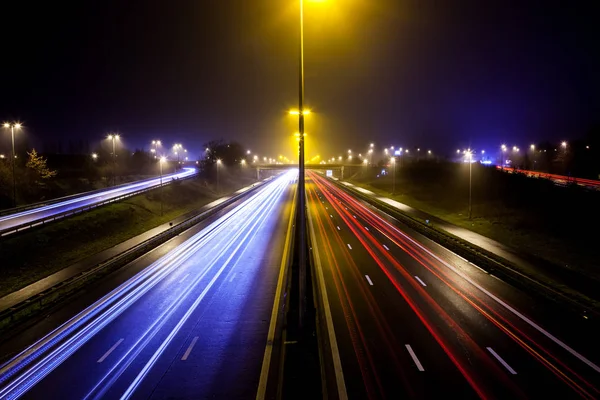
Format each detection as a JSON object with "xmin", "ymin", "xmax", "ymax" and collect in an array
[
  {"xmin": 0, "ymin": 167, "xmax": 196, "ymax": 234},
  {"xmin": 308, "ymin": 171, "xmax": 600, "ymax": 399},
  {"xmin": 0, "ymin": 170, "xmax": 296, "ymax": 399}
]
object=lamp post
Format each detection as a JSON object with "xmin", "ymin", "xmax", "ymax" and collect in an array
[
  {"xmin": 107, "ymin": 134, "xmax": 119, "ymax": 186},
  {"xmin": 465, "ymin": 149, "xmax": 474, "ymax": 219},
  {"xmin": 391, "ymin": 156, "xmax": 396, "ymax": 194},
  {"xmin": 3, "ymin": 122, "xmax": 21, "ymax": 207},
  {"xmin": 216, "ymin": 159, "xmax": 222, "ymax": 194},
  {"xmin": 159, "ymin": 156, "xmax": 166, "ymax": 216},
  {"xmin": 500, "ymin": 144, "xmax": 507, "ymax": 171}
]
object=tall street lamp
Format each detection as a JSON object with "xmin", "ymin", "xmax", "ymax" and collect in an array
[
  {"xmin": 465, "ymin": 149, "xmax": 474, "ymax": 219},
  {"xmin": 159, "ymin": 156, "xmax": 166, "ymax": 216},
  {"xmin": 391, "ymin": 156, "xmax": 396, "ymax": 194},
  {"xmin": 107, "ymin": 134, "xmax": 120, "ymax": 186},
  {"xmin": 216, "ymin": 159, "xmax": 222, "ymax": 194},
  {"xmin": 152, "ymin": 140, "xmax": 161, "ymax": 158},
  {"xmin": 3, "ymin": 122, "xmax": 21, "ymax": 207},
  {"xmin": 500, "ymin": 144, "xmax": 507, "ymax": 171}
]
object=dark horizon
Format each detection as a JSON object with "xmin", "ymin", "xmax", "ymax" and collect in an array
[{"xmin": 1, "ymin": 0, "xmax": 599, "ymax": 160}]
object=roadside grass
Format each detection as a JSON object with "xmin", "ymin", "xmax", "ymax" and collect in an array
[
  {"xmin": 347, "ymin": 163, "xmax": 599, "ymax": 281},
  {"xmin": 0, "ymin": 174, "xmax": 256, "ymax": 297}
]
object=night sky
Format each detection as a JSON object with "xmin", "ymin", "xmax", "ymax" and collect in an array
[{"xmin": 1, "ymin": 0, "xmax": 598, "ymax": 160}]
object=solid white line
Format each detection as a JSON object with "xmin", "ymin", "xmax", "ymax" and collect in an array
[
  {"xmin": 405, "ymin": 345, "xmax": 425, "ymax": 371},
  {"xmin": 337, "ymin": 190, "xmax": 600, "ymax": 374},
  {"xmin": 179, "ymin": 273, "xmax": 190, "ymax": 283},
  {"xmin": 307, "ymin": 201, "xmax": 348, "ymax": 399},
  {"xmin": 181, "ymin": 337, "xmax": 199, "ymax": 361},
  {"xmin": 383, "ymin": 244, "xmax": 390, "ymax": 251},
  {"xmin": 365, "ymin": 275, "xmax": 373, "ymax": 286},
  {"xmin": 415, "ymin": 276, "xmax": 427, "ymax": 287},
  {"xmin": 97, "ymin": 339, "xmax": 124, "ymax": 363},
  {"xmin": 347, "ymin": 244, "xmax": 352, "ymax": 250},
  {"xmin": 229, "ymin": 272, "xmax": 237, "ymax": 282},
  {"xmin": 487, "ymin": 347, "xmax": 517, "ymax": 375},
  {"xmin": 469, "ymin": 262, "xmax": 488, "ymax": 274},
  {"xmin": 337, "ymin": 226, "xmax": 340, "ymax": 231},
  {"xmin": 365, "ymin": 226, "xmax": 369, "ymax": 231},
  {"xmin": 256, "ymin": 187, "xmax": 297, "ymax": 400}
]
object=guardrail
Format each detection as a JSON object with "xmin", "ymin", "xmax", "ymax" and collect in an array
[
  {"xmin": 0, "ymin": 177, "xmax": 270, "ymax": 334},
  {"xmin": 0, "ymin": 170, "xmax": 197, "ymax": 217},
  {"xmin": 0, "ymin": 172, "xmax": 197, "ymax": 238},
  {"xmin": 326, "ymin": 177, "xmax": 600, "ymax": 318}
]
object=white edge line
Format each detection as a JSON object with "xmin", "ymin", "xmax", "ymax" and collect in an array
[
  {"xmin": 377, "ymin": 212, "xmax": 600, "ymax": 374},
  {"xmin": 229, "ymin": 272, "xmax": 237, "ymax": 282},
  {"xmin": 469, "ymin": 262, "xmax": 488, "ymax": 274},
  {"xmin": 307, "ymin": 199, "xmax": 348, "ymax": 399},
  {"xmin": 97, "ymin": 338, "xmax": 124, "ymax": 363},
  {"xmin": 256, "ymin": 186, "xmax": 297, "ymax": 399},
  {"xmin": 179, "ymin": 273, "xmax": 190, "ymax": 283},
  {"xmin": 405, "ymin": 344, "xmax": 425, "ymax": 371},
  {"xmin": 365, "ymin": 275, "xmax": 373, "ymax": 286},
  {"xmin": 181, "ymin": 336, "xmax": 199, "ymax": 361},
  {"xmin": 414, "ymin": 276, "xmax": 427, "ymax": 287},
  {"xmin": 487, "ymin": 347, "xmax": 517, "ymax": 374}
]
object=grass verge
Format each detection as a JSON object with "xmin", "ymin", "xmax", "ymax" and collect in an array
[{"xmin": 0, "ymin": 175, "xmax": 256, "ymax": 297}]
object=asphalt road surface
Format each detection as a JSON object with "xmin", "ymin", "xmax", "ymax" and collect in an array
[
  {"xmin": 307, "ymin": 171, "xmax": 600, "ymax": 399},
  {"xmin": 0, "ymin": 170, "xmax": 296, "ymax": 399},
  {"xmin": 0, "ymin": 167, "xmax": 196, "ymax": 234}
]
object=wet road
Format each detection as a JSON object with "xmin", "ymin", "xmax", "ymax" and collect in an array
[
  {"xmin": 0, "ymin": 170, "xmax": 296, "ymax": 399},
  {"xmin": 308, "ymin": 171, "xmax": 600, "ymax": 399}
]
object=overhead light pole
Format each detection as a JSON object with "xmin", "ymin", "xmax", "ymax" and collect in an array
[
  {"xmin": 465, "ymin": 149, "xmax": 474, "ymax": 219},
  {"xmin": 391, "ymin": 156, "xmax": 396, "ymax": 194},
  {"xmin": 159, "ymin": 156, "xmax": 166, "ymax": 216},
  {"xmin": 216, "ymin": 159, "xmax": 222, "ymax": 194},
  {"xmin": 107, "ymin": 134, "xmax": 120, "ymax": 186},
  {"xmin": 3, "ymin": 122, "xmax": 21, "ymax": 207}
]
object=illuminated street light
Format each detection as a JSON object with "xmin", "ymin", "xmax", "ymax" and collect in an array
[
  {"xmin": 428, "ymin": 150, "xmax": 432, "ymax": 155},
  {"xmin": 216, "ymin": 159, "xmax": 222, "ymax": 194},
  {"xmin": 561, "ymin": 141, "xmax": 567, "ymax": 148},
  {"xmin": 464, "ymin": 149, "xmax": 474, "ymax": 219},
  {"xmin": 481, "ymin": 150, "xmax": 485, "ymax": 154},
  {"xmin": 91, "ymin": 153, "xmax": 98, "ymax": 160},
  {"xmin": 247, "ymin": 150, "xmax": 251, "ymax": 155},
  {"xmin": 390, "ymin": 157, "xmax": 396, "ymax": 194},
  {"xmin": 457, "ymin": 149, "xmax": 460, "ymax": 154},
  {"xmin": 3, "ymin": 122, "xmax": 21, "ymax": 206},
  {"xmin": 107, "ymin": 133, "xmax": 120, "ymax": 186},
  {"xmin": 530, "ymin": 144, "xmax": 535, "ymax": 150},
  {"xmin": 159, "ymin": 156, "xmax": 166, "ymax": 215}
]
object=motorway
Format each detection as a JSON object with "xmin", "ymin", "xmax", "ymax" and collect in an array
[
  {"xmin": 0, "ymin": 167, "xmax": 197, "ymax": 235},
  {"xmin": 0, "ymin": 170, "xmax": 296, "ymax": 399},
  {"xmin": 307, "ymin": 171, "xmax": 600, "ymax": 399}
]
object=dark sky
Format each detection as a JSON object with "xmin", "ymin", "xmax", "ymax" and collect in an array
[{"xmin": 1, "ymin": 0, "xmax": 599, "ymax": 160}]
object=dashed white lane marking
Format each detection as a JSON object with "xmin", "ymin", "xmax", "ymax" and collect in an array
[
  {"xmin": 229, "ymin": 272, "xmax": 237, "ymax": 282},
  {"xmin": 365, "ymin": 275, "xmax": 373, "ymax": 286},
  {"xmin": 179, "ymin": 273, "xmax": 190, "ymax": 283},
  {"xmin": 383, "ymin": 244, "xmax": 390, "ymax": 251},
  {"xmin": 353, "ymin": 215, "xmax": 357, "ymax": 218},
  {"xmin": 415, "ymin": 276, "xmax": 427, "ymax": 287},
  {"xmin": 182, "ymin": 336, "xmax": 199, "ymax": 361},
  {"xmin": 365, "ymin": 226, "xmax": 369, "ymax": 231},
  {"xmin": 347, "ymin": 244, "xmax": 352, "ymax": 250},
  {"xmin": 330, "ymin": 214, "xmax": 334, "ymax": 218},
  {"xmin": 337, "ymin": 226, "xmax": 341, "ymax": 230},
  {"xmin": 405, "ymin": 345, "xmax": 425, "ymax": 371},
  {"xmin": 97, "ymin": 339, "xmax": 124, "ymax": 363},
  {"xmin": 487, "ymin": 347, "xmax": 517, "ymax": 374}
]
